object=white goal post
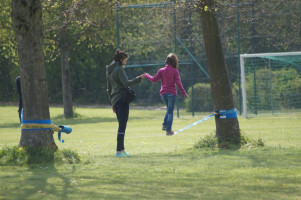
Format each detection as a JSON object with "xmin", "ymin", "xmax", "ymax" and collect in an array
[{"xmin": 240, "ymin": 51, "xmax": 301, "ymax": 118}]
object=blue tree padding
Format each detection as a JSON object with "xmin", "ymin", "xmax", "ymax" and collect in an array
[
  {"xmin": 21, "ymin": 119, "xmax": 52, "ymax": 124},
  {"xmin": 20, "ymin": 117, "xmax": 72, "ymax": 143},
  {"xmin": 215, "ymin": 108, "xmax": 237, "ymax": 119},
  {"xmin": 21, "ymin": 119, "xmax": 53, "ymax": 131},
  {"xmin": 57, "ymin": 125, "xmax": 72, "ymax": 143}
]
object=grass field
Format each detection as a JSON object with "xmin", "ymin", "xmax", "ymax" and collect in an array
[{"xmin": 0, "ymin": 105, "xmax": 301, "ymax": 200}]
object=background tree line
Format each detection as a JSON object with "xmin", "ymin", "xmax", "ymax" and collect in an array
[
  {"xmin": 115, "ymin": 0, "xmax": 301, "ymax": 112},
  {"xmin": 1, "ymin": 0, "xmax": 116, "ymax": 108},
  {"xmin": 1, "ymin": 0, "xmax": 301, "ymax": 108}
]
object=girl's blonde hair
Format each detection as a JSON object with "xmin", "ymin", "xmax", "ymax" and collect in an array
[{"xmin": 165, "ymin": 53, "xmax": 178, "ymax": 68}]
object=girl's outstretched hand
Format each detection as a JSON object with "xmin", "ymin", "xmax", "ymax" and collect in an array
[
  {"xmin": 184, "ymin": 94, "xmax": 189, "ymax": 98},
  {"xmin": 140, "ymin": 73, "xmax": 147, "ymax": 79}
]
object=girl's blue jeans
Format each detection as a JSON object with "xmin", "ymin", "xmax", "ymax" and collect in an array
[{"xmin": 161, "ymin": 93, "xmax": 176, "ymax": 132}]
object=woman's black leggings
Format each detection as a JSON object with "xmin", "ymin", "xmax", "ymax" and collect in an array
[{"xmin": 114, "ymin": 99, "xmax": 129, "ymax": 151}]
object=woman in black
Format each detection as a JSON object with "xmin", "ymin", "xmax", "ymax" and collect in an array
[{"xmin": 106, "ymin": 49, "xmax": 145, "ymax": 157}]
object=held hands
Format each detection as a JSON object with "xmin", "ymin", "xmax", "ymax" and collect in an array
[{"xmin": 140, "ymin": 73, "xmax": 147, "ymax": 79}]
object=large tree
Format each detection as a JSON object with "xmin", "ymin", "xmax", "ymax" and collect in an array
[
  {"xmin": 43, "ymin": 0, "xmax": 115, "ymax": 117},
  {"xmin": 197, "ymin": 0, "xmax": 240, "ymax": 145},
  {"xmin": 11, "ymin": 0, "xmax": 57, "ymax": 149}
]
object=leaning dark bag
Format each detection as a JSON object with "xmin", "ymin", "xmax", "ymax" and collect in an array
[{"xmin": 122, "ymin": 87, "xmax": 136, "ymax": 103}]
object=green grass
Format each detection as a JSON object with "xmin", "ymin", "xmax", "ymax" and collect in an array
[{"xmin": 0, "ymin": 105, "xmax": 301, "ymax": 200}]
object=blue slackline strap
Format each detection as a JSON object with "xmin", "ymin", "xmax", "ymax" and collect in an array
[
  {"xmin": 58, "ymin": 126, "xmax": 72, "ymax": 143},
  {"xmin": 174, "ymin": 108, "xmax": 237, "ymax": 135},
  {"xmin": 174, "ymin": 114, "xmax": 215, "ymax": 135},
  {"xmin": 58, "ymin": 131, "xmax": 64, "ymax": 143}
]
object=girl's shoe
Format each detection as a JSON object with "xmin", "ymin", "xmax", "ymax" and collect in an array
[
  {"xmin": 166, "ymin": 130, "xmax": 174, "ymax": 136},
  {"xmin": 162, "ymin": 125, "xmax": 166, "ymax": 131}
]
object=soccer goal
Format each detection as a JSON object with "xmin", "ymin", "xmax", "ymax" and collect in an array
[{"xmin": 240, "ymin": 52, "xmax": 301, "ymax": 118}]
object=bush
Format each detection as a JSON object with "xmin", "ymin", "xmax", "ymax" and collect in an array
[
  {"xmin": 0, "ymin": 146, "xmax": 80, "ymax": 166},
  {"xmin": 55, "ymin": 149, "xmax": 81, "ymax": 164},
  {"xmin": 185, "ymin": 83, "xmax": 213, "ymax": 112},
  {"xmin": 194, "ymin": 132, "xmax": 264, "ymax": 149},
  {"xmin": 194, "ymin": 132, "xmax": 218, "ymax": 148},
  {"xmin": 0, "ymin": 146, "xmax": 27, "ymax": 165},
  {"xmin": 244, "ymin": 68, "xmax": 301, "ymax": 110}
]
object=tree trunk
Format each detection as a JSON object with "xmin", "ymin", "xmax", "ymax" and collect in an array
[
  {"xmin": 59, "ymin": 28, "xmax": 73, "ymax": 118},
  {"xmin": 11, "ymin": 0, "xmax": 57, "ymax": 149},
  {"xmin": 199, "ymin": 0, "xmax": 240, "ymax": 144}
]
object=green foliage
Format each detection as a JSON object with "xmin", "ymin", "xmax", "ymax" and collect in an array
[
  {"xmin": 0, "ymin": 146, "xmax": 80, "ymax": 166},
  {"xmin": 194, "ymin": 132, "xmax": 217, "ymax": 148},
  {"xmin": 245, "ymin": 67, "xmax": 301, "ymax": 110},
  {"xmin": 2, "ymin": 0, "xmax": 301, "ymax": 108},
  {"xmin": 230, "ymin": 132, "xmax": 265, "ymax": 149},
  {"xmin": 194, "ymin": 131, "xmax": 264, "ymax": 149},
  {"xmin": 0, "ymin": 0, "xmax": 19, "ymax": 102},
  {"xmin": 185, "ymin": 83, "xmax": 213, "ymax": 112},
  {"xmin": 44, "ymin": 42, "xmax": 115, "ymax": 104},
  {"xmin": 42, "ymin": 0, "xmax": 116, "ymax": 104},
  {"xmin": 54, "ymin": 149, "xmax": 81, "ymax": 164},
  {"xmin": 0, "ymin": 146, "xmax": 27, "ymax": 165},
  {"xmin": 240, "ymin": 132, "xmax": 265, "ymax": 148}
]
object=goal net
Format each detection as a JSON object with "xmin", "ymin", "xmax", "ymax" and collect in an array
[
  {"xmin": 116, "ymin": 2, "xmax": 210, "ymax": 113},
  {"xmin": 240, "ymin": 52, "xmax": 301, "ymax": 117}
]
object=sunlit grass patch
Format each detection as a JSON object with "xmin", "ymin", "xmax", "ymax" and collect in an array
[{"xmin": 0, "ymin": 106, "xmax": 301, "ymax": 200}]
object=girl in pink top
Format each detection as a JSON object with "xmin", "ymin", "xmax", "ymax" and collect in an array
[{"xmin": 145, "ymin": 53, "xmax": 188, "ymax": 135}]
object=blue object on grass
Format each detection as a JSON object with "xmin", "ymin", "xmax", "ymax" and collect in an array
[{"xmin": 58, "ymin": 125, "xmax": 72, "ymax": 143}]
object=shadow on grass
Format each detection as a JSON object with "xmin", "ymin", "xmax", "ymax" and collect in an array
[
  {"xmin": 185, "ymin": 147, "xmax": 301, "ymax": 169},
  {"xmin": 108, "ymin": 146, "xmax": 301, "ymax": 172},
  {"xmin": 14, "ymin": 163, "xmax": 70, "ymax": 199},
  {"xmin": 11, "ymin": 156, "xmax": 100, "ymax": 200},
  {"xmin": 94, "ymin": 148, "xmax": 301, "ymax": 199},
  {"xmin": 52, "ymin": 115, "xmax": 153, "ymax": 125},
  {"xmin": 1, "ymin": 116, "xmax": 154, "ymax": 129},
  {"xmin": 4, "ymin": 147, "xmax": 301, "ymax": 199},
  {"xmin": 1, "ymin": 117, "xmax": 115, "ymax": 129},
  {"xmin": 0, "ymin": 122, "xmax": 20, "ymax": 129}
]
